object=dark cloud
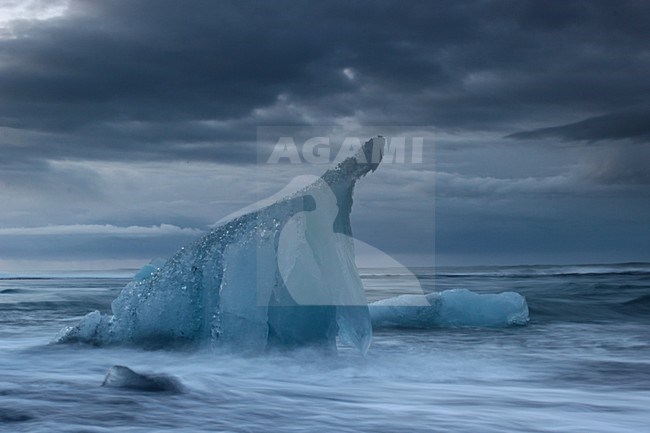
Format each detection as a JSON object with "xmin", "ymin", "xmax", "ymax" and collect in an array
[
  {"xmin": 0, "ymin": 145, "xmax": 102, "ymax": 196},
  {"xmin": 506, "ymin": 105, "xmax": 650, "ymax": 142},
  {"xmin": 0, "ymin": 0, "xmax": 649, "ymax": 165}
]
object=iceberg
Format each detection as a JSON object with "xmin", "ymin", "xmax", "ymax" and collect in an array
[
  {"xmin": 56, "ymin": 137, "xmax": 386, "ymax": 354},
  {"xmin": 369, "ymin": 289, "xmax": 529, "ymax": 328}
]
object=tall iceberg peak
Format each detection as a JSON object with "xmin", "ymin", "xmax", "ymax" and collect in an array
[{"xmin": 56, "ymin": 137, "xmax": 386, "ymax": 354}]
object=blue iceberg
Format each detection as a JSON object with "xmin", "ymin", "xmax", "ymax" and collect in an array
[
  {"xmin": 56, "ymin": 137, "xmax": 386, "ymax": 354},
  {"xmin": 369, "ymin": 289, "xmax": 529, "ymax": 329}
]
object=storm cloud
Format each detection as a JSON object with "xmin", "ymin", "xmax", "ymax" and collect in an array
[
  {"xmin": 2, "ymin": 1, "xmax": 649, "ymax": 159},
  {"xmin": 507, "ymin": 105, "xmax": 650, "ymax": 143}
]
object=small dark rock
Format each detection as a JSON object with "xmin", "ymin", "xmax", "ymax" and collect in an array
[{"xmin": 102, "ymin": 365, "xmax": 182, "ymax": 393}]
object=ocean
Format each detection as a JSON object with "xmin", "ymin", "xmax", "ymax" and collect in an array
[{"xmin": 1, "ymin": 263, "xmax": 649, "ymax": 432}]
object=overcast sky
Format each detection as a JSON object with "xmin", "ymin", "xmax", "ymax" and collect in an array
[{"xmin": 1, "ymin": 0, "xmax": 649, "ymax": 271}]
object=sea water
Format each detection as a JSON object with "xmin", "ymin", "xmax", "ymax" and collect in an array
[{"xmin": 1, "ymin": 264, "xmax": 649, "ymax": 432}]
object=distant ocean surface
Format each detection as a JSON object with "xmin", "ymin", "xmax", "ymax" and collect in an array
[{"xmin": 1, "ymin": 263, "xmax": 649, "ymax": 432}]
